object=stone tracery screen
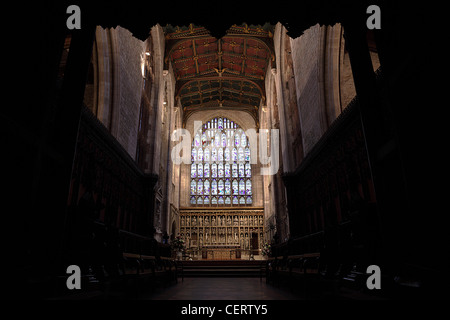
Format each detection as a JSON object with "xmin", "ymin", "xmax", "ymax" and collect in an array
[
  {"xmin": 179, "ymin": 209, "xmax": 264, "ymax": 251},
  {"xmin": 190, "ymin": 117, "xmax": 252, "ymax": 206}
]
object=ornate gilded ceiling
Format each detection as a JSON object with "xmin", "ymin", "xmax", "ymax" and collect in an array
[{"xmin": 164, "ymin": 23, "xmax": 275, "ymax": 126}]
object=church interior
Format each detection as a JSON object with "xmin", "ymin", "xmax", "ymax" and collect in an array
[{"xmin": 4, "ymin": 1, "xmax": 448, "ymax": 302}]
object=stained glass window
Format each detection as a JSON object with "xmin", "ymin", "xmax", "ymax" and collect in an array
[
  {"xmin": 212, "ymin": 179, "xmax": 217, "ymax": 195},
  {"xmin": 218, "ymin": 179, "xmax": 224, "ymax": 195},
  {"xmin": 239, "ymin": 179, "xmax": 245, "ymax": 195},
  {"xmin": 225, "ymin": 148, "xmax": 230, "ymax": 162},
  {"xmin": 191, "ymin": 180, "xmax": 196, "ymax": 195},
  {"xmin": 238, "ymin": 148, "xmax": 244, "ymax": 162},
  {"xmin": 241, "ymin": 133, "xmax": 246, "ymax": 147},
  {"xmin": 204, "ymin": 180, "xmax": 210, "ymax": 195},
  {"xmin": 198, "ymin": 163, "xmax": 203, "ymax": 178},
  {"xmin": 225, "ymin": 163, "xmax": 231, "ymax": 177},
  {"xmin": 204, "ymin": 163, "xmax": 210, "ymax": 178},
  {"xmin": 194, "ymin": 134, "xmax": 200, "ymax": 147},
  {"xmin": 232, "ymin": 179, "xmax": 238, "ymax": 195},
  {"xmin": 225, "ymin": 179, "xmax": 231, "ymax": 195},
  {"xmin": 197, "ymin": 180, "xmax": 203, "ymax": 195},
  {"xmin": 246, "ymin": 179, "xmax": 252, "ymax": 195},
  {"xmin": 190, "ymin": 117, "xmax": 252, "ymax": 206},
  {"xmin": 218, "ymin": 163, "xmax": 224, "ymax": 178},
  {"xmin": 232, "ymin": 148, "xmax": 237, "ymax": 161},
  {"xmin": 245, "ymin": 147, "xmax": 250, "ymax": 161},
  {"xmin": 239, "ymin": 163, "xmax": 244, "ymax": 177},
  {"xmin": 212, "ymin": 163, "xmax": 217, "ymax": 178},
  {"xmin": 191, "ymin": 164, "xmax": 196, "ymax": 178}
]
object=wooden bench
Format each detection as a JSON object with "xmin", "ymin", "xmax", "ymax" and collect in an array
[
  {"xmin": 139, "ymin": 255, "xmax": 178, "ymax": 288},
  {"xmin": 115, "ymin": 253, "xmax": 177, "ymax": 297},
  {"xmin": 265, "ymin": 256, "xmax": 288, "ymax": 286},
  {"xmin": 288, "ymin": 253, "xmax": 321, "ymax": 277},
  {"xmin": 286, "ymin": 253, "xmax": 324, "ymax": 297}
]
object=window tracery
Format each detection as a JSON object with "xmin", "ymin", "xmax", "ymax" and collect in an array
[{"xmin": 190, "ymin": 117, "xmax": 252, "ymax": 206}]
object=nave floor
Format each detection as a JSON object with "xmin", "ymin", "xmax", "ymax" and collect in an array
[{"xmin": 141, "ymin": 277, "xmax": 303, "ymax": 300}]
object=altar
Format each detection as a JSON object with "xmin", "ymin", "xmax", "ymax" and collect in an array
[
  {"xmin": 201, "ymin": 245, "xmax": 241, "ymax": 260},
  {"xmin": 178, "ymin": 207, "xmax": 265, "ymax": 261}
]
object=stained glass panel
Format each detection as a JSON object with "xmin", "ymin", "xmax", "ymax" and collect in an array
[
  {"xmin": 218, "ymin": 163, "xmax": 224, "ymax": 178},
  {"xmin": 239, "ymin": 163, "xmax": 244, "ymax": 177},
  {"xmin": 198, "ymin": 163, "xmax": 203, "ymax": 178},
  {"xmin": 232, "ymin": 148, "xmax": 237, "ymax": 161},
  {"xmin": 194, "ymin": 134, "xmax": 200, "ymax": 147},
  {"xmin": 238, "ymin": 148, "xmax": 244, "ymax": 162},
  {"xmin": 245, "ymin": 147, "xmax": 250, "ymax": 161},
  {"xmin": 204, "ymin": 180, "xmax": 210, "ymax": 195},
  {"xmin": 225, "ymin": 148, "xmax": 230, "ymax": 162},
  {"xmin": 191, "ymin": 164, "xmax": 196, "ymax": 178},
  {"xmin": 212, "ymin": 163, "xmax": 217, "ymax": 178},
  {"xmin": 225, "ymin": 163, "xmax": 231, "ymax": 177},
  {"xmin": 221, "ymin": 133, "xmax": 226, "ymax": 147},
  {"xmin": 245, "ymin": 163, "xmax": 251, "ymax": 177},
  {"xmin": 191, "ymin": 117, "xmax": 252, "ymax": 206},
  {"xmin": 191, "ymin": 180, "xmax": 196, "ymax": 195},
  {"xmin": 204, "ymin": 163, "xmax": 210, "ymax": 178},
  {"xmin": 225, "ymin": 179, "xmax": 231, "ymax": 195},
  {"xmin": 246, "ymin": 179, "xmax": 252, "ymax": 195},
  {"xmin": 239, "ymin": 179, "xmax": 245, "ymax": 195},
  {"xmin": 212, "ymin": 179, "xmax": 217, "ymax": 195},
  {"xmin": 232, "ymin": 179, "xmax": 238, "ymax": 195},
  {"xmin": 232, "ymin": 163, "xmax": 238, "ymax": 178},
  {"xmin": 218, "ymin": 179, "xmax": 224, "ymax": 195},
  {"xmin": 197, "ymin": 180, "xmax": 203, "ymax": 195}
]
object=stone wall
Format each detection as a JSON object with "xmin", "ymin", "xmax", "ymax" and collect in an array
[
  {"xmin": 114, "ymin": 27, "xmax": 145, "ymax": 160},
  {"xmin": 290, "ymin": 24, "xmax": 328, "ymax": 155}
]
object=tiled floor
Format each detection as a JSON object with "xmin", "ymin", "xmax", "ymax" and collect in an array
[{"xmin": 143, "ymin": 277, "xmax": 303, "ymax": 300}]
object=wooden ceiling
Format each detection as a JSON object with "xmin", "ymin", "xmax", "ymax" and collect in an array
[{"xmin": 164, "ymin": 23, "xmax": 275, "ymax": 126}]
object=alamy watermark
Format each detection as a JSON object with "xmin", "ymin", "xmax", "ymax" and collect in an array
[
  {"xmin": 171, "ymin": 121, "xmax": 279, "ymax": 176},
  {"xmin": 66, "ymin": 5, "xmax": 381, "ymax": 30}
]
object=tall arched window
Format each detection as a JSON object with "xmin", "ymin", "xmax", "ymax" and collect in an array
[{"xmin": 190, "ymin": 117, "xmax": 252, "ymax": 206}]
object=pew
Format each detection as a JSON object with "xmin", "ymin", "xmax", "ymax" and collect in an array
[
  {"xmin": 108, "ymin": 253, "xmax": 176, "ymax": 298},
  {"xmin": 265, "ymin": 253, "xmax": 327, "ymax": 298}
]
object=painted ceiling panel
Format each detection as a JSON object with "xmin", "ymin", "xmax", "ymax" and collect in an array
[{"xmin": 164, "ymin": 23, "xmax": 274, "ymax": 126}]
